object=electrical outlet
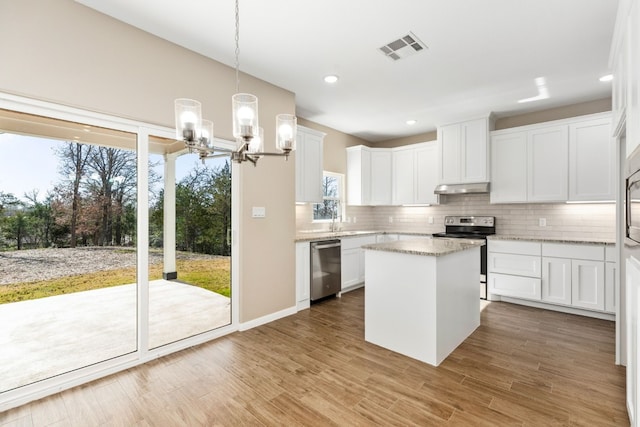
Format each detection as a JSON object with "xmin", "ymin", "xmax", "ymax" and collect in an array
[
  {"xmin": 389, "ymin": 216, "xmax": 393, "ymax": 223},
  {"xmin": 539, "ymin": 218, "xmax": 546, "ymax": 227},
  {"xmin": 428, "ymin": 216, "xmax": 434, "ymax": 224}
]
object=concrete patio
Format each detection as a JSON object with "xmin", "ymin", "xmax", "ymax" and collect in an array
[{"xmin": 0, "ymin": 280, "xmax": 231, "ymax": 392}]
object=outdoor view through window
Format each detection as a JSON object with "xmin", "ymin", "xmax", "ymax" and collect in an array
[{"xmin": 0, "ymin": 112, "xmax": 231, "ymax": 394}]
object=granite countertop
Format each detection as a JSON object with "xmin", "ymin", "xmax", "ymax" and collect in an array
[
  {"xmin": 295, "ymin": 230, "xmax": 381, "ymax": 242},
  {"xmin": 295, "ymin": 230, "xmax": 434, "ymax": 242},
  {"xmin": 362, "ymin": 238, "xmax": 484, "ymax": 257},
  {"xmin": 487, "ymin": 235, "xmax": 615, "ymax": 245}
]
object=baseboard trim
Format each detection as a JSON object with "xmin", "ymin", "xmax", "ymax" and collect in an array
[
  {"xmin": 239, "ymin": 305, "xmax": 297, "ymax": 331},
  {"xmin": 500, "ymin": 296, "xmax": 615, "ymax": 321}
]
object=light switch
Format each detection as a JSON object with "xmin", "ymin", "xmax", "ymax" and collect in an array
[{"xmin": 252, "ymin": 207, "xmax": 266, "ymax": 218}]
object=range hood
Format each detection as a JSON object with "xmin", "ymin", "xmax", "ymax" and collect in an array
[{"xmin": 434, "ymin": 182, "xmax": 490, "ymax": 195}]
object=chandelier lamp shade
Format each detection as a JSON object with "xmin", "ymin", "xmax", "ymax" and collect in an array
[{"xmin": 173, "ymin": 0, "xmax": 297, "ymax": 166}]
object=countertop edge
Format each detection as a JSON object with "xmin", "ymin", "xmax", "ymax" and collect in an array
[
  {"xmin": 487, "ymin": 235, "xmax": 615, "ymax": 245},
  {"xmin": 362, "ymin": 240, "xmax": 483, "ymax": 257}
]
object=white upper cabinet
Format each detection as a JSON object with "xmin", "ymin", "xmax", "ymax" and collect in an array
[
  {"xmin": 438, "ymin": 117, "xmax": 490, "ymax": 184},
  {"xmin": 370, "ymin": 150, "xmax": 392, "ymax": 205},
  {"xmin": 490, "ymin": 112, "xmax": 613, "ymax": 204},
  {"xmin": 346, "ymin": 145, "xmax": 371, "ymax": 206},
  {"xmin": 415, "ymin": 141, "xmax": 439, "ymax": 205},
  {"xmin": 569, "ymin": 117, "xmax": 615, "ymax": 201},
  {"xmin": 490, "ymin": 132, "xmax": 527, "ymax": 203},
  {"xmin": 527, "ymin": 125, "xmax": 569, "ymax": 202},
  {"xmin": 346, "ymin": 146, "xmax": 391, "ymax": 206},
  {"xmin": 295, "ymin": 126, "xmax": 325, "ymax": 203},
  {"xmin": 348, "ymin": 142, "xmax": 439, "ymax": 206},
  {"xmin": 392, "ymin": 141, "xmax": 439, "ymax": 205},
  {"xmin": 392, "ymin": 146, "xmax": 415, "ymax": 205}
]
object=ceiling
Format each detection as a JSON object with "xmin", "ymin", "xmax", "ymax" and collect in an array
[{"xmin": 75, "ymin": 0, "xmax": 619, "ymax": 142}]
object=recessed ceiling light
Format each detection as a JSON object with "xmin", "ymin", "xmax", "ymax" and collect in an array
[
  {"xmin": 324, "ymin": 75, "xmax": 339, "ymax": 84},
  {"xmin": 406, "ymin": 119, "xmax": 417, "ymax": 125},
  {"xmin": 599, "ymin": 74, "xmax": 613, "ymax": 82}
]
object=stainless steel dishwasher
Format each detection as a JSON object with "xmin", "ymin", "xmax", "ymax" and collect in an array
[{"xmin": 310, "ymin": 240, "xmax": 341, "ymax": 301}]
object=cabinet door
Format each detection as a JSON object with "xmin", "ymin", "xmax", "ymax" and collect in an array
[
  {"xmin": 295, "ymin": 128, "xmax": 324, "ymax": 203},
  {"xmin": 370, "ymin": 150, "xmax": 392, "ymax": 205},
  {"xmin": 569, "ymin": 118, "xmax": 615, "ymax": 201},
  {"xmin": 605, "ymin": 262, "xmax": 616, "ymax": 313},
  {"xmin": 392, "ymin": 147, "xmax": 415, "ymax": 205},
  {"xmin": 542, "ymin": 257, "xmax": 572, "ymax": 305},
  {"xmin": 415, "ymin": 141, "xmax": 439, "ymax": 205},
  {"xmin": 461, "ymin": 118, "xmax": 488, "ymax": 182},
  {"xmin": 341, "ymin": 248, "xmax": 361, "ymax": 290},
  {"xmin": 572, "ymin": 259, "xmax": 605, "ymax": 311},
  {"xmin": 295, "ymin": 242, "xmax": 310, "ymax": 308},
  {"xmin": 346, "ymin": 146, "xmax": 371, "ymax": 205},
  {"xmin": 527, "ymin": 125, "xmax": 569, "ymax": 202},
  {"xmin": 438, "ymin": 124, "xmax": 460, "ymax": 183},
  {"xmin": 490, "ymin": 131, "xmax": 528, "ymax": 203}
]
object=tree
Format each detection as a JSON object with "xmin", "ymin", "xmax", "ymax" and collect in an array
[
  {"xmin": 85, "ymin": 147, "xmax": 137, "ymax": 246},
  {"xmin": 55, "ymin": 142, "xmax": 93, "ymax": 247}
]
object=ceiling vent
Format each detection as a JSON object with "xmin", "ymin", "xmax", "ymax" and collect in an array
[{"xmin": 379, "ymin": 32, "xmax": 427, "ymax": 61}]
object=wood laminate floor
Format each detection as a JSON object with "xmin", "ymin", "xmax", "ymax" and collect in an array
[{"xmin": 0, "ymin": 289, "xmax": 628, "ymax": 426}]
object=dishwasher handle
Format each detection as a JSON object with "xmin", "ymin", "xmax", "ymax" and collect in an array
[{"xmin": 312, "ymin": 242, "xmax": 341, "ymax": 250}]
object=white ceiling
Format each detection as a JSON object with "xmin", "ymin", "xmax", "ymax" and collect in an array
[{"xmin": 75, "ymin": 0, "xmax": 618, "ymax": 142}]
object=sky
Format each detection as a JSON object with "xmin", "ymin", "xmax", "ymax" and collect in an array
[{"xmin": 0, "ymin": 133, "xmax": 229, "ymax": 202}]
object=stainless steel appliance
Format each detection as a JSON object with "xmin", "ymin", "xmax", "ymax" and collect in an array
[
  {"xmin": 432, "ymin": 216, "xmax": 496, "ymax": 299},
  {"xmin": 627, "ymin": 166, "xmax": 640, "ymax": 245},
  {"xmin": 310, "ymin": 240, "xmax": 342, "ymax": 301}
]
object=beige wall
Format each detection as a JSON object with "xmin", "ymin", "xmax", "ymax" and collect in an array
[
  {"xmin": 374, "ymin": 131, "xmax": 438, "ymax": 148},
  {"xmin": 0, "ymin": 0, "xmax": 296, "ymax": 323},
  {"xmin": 297, "ymin": 118, "xmax": 368, "ymax": 175},
  {"xmin": 369, "ymin": 98, "xmax": 611, "ymax": 148},
  {"xmin": 494, "ymin": 98, "xmax": 612, "ymax": 130}
]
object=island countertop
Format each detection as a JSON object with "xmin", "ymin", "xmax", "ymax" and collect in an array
[{"xmin": 362, "ymin": 238, "xmax": 484, "ymax": 257}]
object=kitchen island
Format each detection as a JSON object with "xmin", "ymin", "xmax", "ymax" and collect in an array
[{"xmin": 362, "ymin": 238, "xmax": 483, "ymax": 366}]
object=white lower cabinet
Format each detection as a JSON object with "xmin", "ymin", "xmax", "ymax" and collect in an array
[
  {"xmin": 541, "ymin": 257, "xmax": 572, "ymax": 305},
  {"xmin": 488, "ymin": 273, "xmax": 541, "ymax": 300},
  {"xmin": 571, "ymin": 259, "xmax": 605, "ymax": 311},
  {"xmin": 489, "ymin": 239, "xmax": 614, "ymax": 316},
  {"xmin": 376, "ymin": 234, "xmax": 399, "ymax": 243},
  {"xmin": 295, "ymin": 241, "xmax": 311, "ymax": 310},
  {"xmin": 606, "ymin": 262, "xmax": 616, "ymax": 313},
  {"xmin": 341, "ymin": 235, "xmax": 377, "ymax": 291}
]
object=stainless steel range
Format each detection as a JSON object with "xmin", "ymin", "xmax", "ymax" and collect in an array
[{"xmin": 432, "ymin": 216, "xmax": 496, "ymax": 299}]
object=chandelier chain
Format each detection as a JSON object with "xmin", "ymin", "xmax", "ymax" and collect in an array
[{"xmin": 234, "ymin": 0, "xmax": 240, "ymax": 93}]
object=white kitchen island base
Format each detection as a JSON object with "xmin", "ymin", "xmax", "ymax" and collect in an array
[{"xmin": 364, "ymin": 242, "xmax": 480, "ymax": 366}]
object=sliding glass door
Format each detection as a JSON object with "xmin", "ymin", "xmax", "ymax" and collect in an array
[
  {"xmin": 0, "ymin": 112, "xmax": 138, "ymax": 392},
  {"xmin": 148, "ymin": 140, "xmax": 232, "ymax": 349},
  {"xmin": 0, "ymin": 103, "xmax": 236, "ymax": 402}
]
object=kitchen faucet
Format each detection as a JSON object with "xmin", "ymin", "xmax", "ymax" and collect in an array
[{"xmin": 330, "ymin": 202, "xmax": 342, "ymax": 232}]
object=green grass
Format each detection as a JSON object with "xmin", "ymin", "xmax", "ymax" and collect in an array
[{"xmin": 0, "ymin": 258, "xmax": 230, "ymax": 304}]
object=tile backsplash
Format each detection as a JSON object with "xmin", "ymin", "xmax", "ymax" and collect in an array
[{"xmin": 296, "ymin": 193, "xmax": 615, "ymax": 241}]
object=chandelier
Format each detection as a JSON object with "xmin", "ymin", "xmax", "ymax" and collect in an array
[{"xmin": 174, "ymin": 0, "xmax": 297, "ymax": 165}]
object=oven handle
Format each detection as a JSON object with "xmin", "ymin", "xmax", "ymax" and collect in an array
[{"xmin": 312, "ymin": 242, "xmax": 341, "ymax": 250}]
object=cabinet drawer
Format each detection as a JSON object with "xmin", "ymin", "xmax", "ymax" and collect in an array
[
  {"xmin": 488, "ymin": 240, "xmax": 541, "ymax": 256},
  {"xmin": 542, "ymin": 242, "xmax": 604, "ymax": 260},
  {"xmin": 488, "ymin": 252, "xmax": 541, "ymax": 278},
  {"xmin": 488, "ymin": 273, "xmax": 541, "ymax": 300}
]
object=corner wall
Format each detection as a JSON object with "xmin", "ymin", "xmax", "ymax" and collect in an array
[{"xmin": 0, "ymin": 0, "xmax": 296, "ymax": 324}]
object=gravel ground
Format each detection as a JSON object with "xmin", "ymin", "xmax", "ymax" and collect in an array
[{"xmin": 0, "ymin": 247, "xmax": 221, "ymax": 285}]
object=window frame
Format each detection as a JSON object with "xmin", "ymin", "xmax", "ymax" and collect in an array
[{"xmin": 312, "ymin": 171, "xmax": 345, "ymax": 223}]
